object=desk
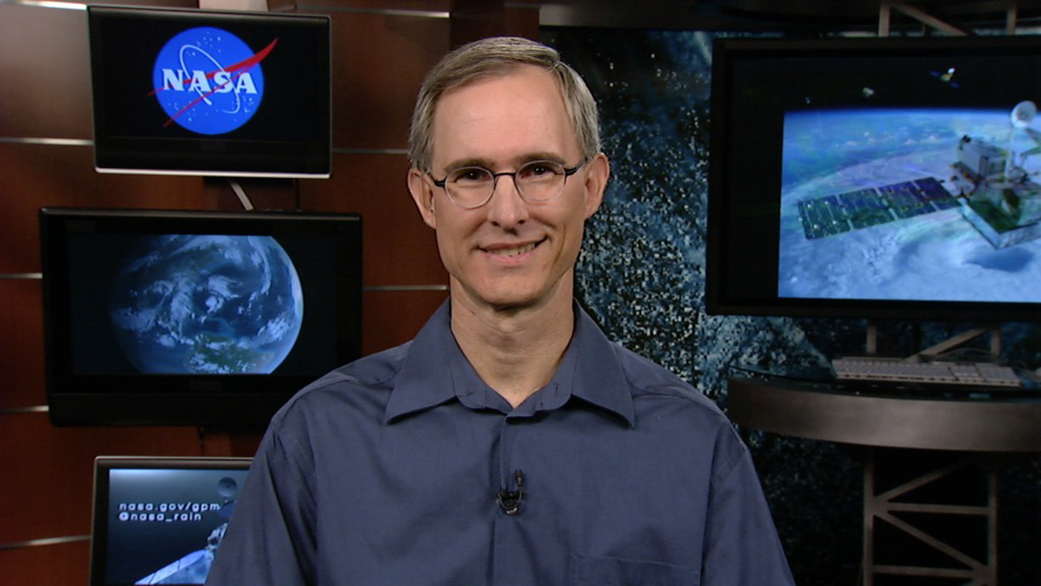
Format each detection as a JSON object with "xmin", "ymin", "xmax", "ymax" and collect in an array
[
  {"xmin": 728, "ymin": 375, "xmax": 1041, "ymax": 586},
  {"xmin": 727, "ymin": 376, "xmax": 1041, "ymax": 452}
]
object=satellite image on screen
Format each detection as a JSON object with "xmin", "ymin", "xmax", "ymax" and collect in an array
[
  {"xmin": 107, "ymin": 234, "xmax": 304, "ymax": 375},
  {"xmin": 779, "ymin": 104, "xmax": 1041, "ymax": 303}
]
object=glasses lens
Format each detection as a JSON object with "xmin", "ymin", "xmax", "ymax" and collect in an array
[
  {"xmin": 516, "ymin": 161, "xmax": 568, "ymax": 201},
  {"xmin": 441, "ymin": 160, "xmax": 573, "ymax": 208},
  {"xmin": 445, "ymin": 167, "xmax": 495, "ymax": 208}
]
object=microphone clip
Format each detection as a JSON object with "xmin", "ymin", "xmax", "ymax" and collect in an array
[{"xmin": 497, "ymin": 469, "xmax": 524, "ymax": 515}]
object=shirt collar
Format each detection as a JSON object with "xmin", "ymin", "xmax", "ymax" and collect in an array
[
  {"xmin": 384, "ymin": 300, "xmax": 634, "ymax": 427},
  {"xmin": 383, "ymin": 301, "xmax": 464, "ymax": 423},
  {"xmin": 566, "ymin": 303, "xmax": 635, "ymax": 426}
]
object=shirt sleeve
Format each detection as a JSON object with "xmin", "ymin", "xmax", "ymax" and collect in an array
[
  {"xmin": 205, "ymin": 425, "xmax": 318, "ymax": 586},
  {"xmin": 701, "ymin": 435, "xmax": 797, "ymax": 586}
]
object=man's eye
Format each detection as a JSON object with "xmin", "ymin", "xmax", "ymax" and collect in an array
[
  {"xmin": 520, "ymin": 162, "xmax": 562, "ymax": 180},
  {"xmin": 452, "ymin": 168, "xmax": 491, "ymax": 184}
]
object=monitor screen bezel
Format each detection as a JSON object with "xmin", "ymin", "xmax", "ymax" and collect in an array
[
  {"xmin": 88, "ymin": 5, "xmax": 332, "ymax": 179},
  {"xmin": 706, "ymin": 34, "xmax": 1041, "ymax": 322},
  {"xmin": 40, "ymin": 207, "xmax": 362, "ymax": 427}
]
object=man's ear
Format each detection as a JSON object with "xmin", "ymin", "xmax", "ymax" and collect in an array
[
  {"xmin": 407, "ymin": 167, "xmax": 437, "ymax": 229},
  {"xmin": 582, "ymin": 153, "xmax": 610, "ymax": 219}
]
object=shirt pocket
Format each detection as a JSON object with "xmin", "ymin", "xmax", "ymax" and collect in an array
[{"xmin": 569, "ymin": 553, "xmax": 701, "ymax": 586}]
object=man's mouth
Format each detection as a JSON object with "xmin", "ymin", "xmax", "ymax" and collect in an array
[{"xmin": 487, "ymin": 241, "xmax": 538, "ymax": 257}]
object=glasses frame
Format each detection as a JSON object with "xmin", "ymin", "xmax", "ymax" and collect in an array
[{"xmin": 430, "ymin": 159, "xmax": 586, "ymax": 209}]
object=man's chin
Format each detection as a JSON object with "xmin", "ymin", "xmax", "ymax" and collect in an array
[
  {"xmin": 453, "ymin": 283, "xmax": 539, "ymax": 313},
  {"xmin": 449, "ymin": 271, "xmax": 572, "ymax": 314}
]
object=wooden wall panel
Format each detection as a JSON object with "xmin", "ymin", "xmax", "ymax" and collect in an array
[
  {"xmin": 0, "ymin": 412, "xmax": 260, "ymax": 555},
  {"xmin": 0, "ymin": 540, "xmax": 91, "ymax": 585},
  {"xmin": 449, "ymin": 0, "xmax": 540, "ymax": 47},
  {"xmin": 0, "ymin": 144, "xmax": 98, "ymax": 275},
  {"xmin": 304, "ymin": 152, "xmax": 447, "ymax": 287},
  {"xmin": 0, "ymin": 5, "xmax": 92, "ymax": 139},
  {"xmin": 0, "ymin": 280, "xmax": 45, "ymax": 410},
  {"xmin": 362, "ymin": 289, "xmax": 449, "ymax": 354},
  {"xmin": 330, "ymin": 10, "xmax": 450, "ymax": 150},
  {"xmin": 0, "ymin": 412, "xmax": 199, "ymax": 544},
  {"xmin": 501, "ymin": 3, "xmax": 540, "ymax": 39}
]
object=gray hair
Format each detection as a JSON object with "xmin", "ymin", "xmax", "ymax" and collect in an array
[{"xmin": 408, "ymin": 36, "xmax": 601, "ymax": 173}]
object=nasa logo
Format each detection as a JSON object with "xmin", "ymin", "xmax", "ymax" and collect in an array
[{"xmin": 152, "ymin": 27, "xmax": 276, "ymax": 135}]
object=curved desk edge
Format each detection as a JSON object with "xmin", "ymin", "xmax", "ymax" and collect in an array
[{"xmin": 727, "ymin": 376, "xmax": 1041, "ymax": 452}]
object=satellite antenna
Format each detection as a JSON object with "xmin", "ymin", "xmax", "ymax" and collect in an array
[{"xmin": 1005, "ymin": 100, "xmax": 1037, "ymax": 179}]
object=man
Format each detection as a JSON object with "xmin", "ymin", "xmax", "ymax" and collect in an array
[{"xmin": 206, "ymin": 36, "xmax": 795, "ymax": 585}]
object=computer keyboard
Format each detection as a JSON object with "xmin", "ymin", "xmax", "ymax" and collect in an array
[{"xmin": 831, "ymin": 357, "xmax": 1022, "ymax": 388}]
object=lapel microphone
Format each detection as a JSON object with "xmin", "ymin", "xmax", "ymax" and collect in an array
[{"xmin": 497, "ymin": 469, "xmax": 524, "ymax": 515}]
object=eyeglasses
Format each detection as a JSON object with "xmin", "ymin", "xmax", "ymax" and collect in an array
[{"xmin": 431, "ymin": 159, "xmax": 585, "ymax": 209}]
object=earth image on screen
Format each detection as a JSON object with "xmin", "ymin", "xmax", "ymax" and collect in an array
[{"xmin": 109, "ymin": 234, "xmax": 304, "ymax": 374}]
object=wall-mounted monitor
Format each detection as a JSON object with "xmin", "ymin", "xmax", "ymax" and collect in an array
[
  {"xmin": 707, "ymin": 35, "xmax": 1041, "ymax": 322},
  {"xmin": 88, "ymin": 6, "xmax": 331, "ymax": 178},
  {"xmin": 40, "ymin": 208, "xmax": 362, "ymax": 427},
  {"xmin": 89, "ymin": 456, "xmax": 252, "ymax": 586}
]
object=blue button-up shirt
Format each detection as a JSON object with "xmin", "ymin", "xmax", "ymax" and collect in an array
[{"xmin": 206, "ymin": 301, "xmax": 795, "ymax": 586}]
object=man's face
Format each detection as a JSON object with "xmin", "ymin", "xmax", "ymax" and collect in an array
[{"xmin": 408, "ymin": 65, "xmax": 609, "ymax": 313}]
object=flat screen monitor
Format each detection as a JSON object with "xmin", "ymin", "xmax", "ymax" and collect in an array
[
  {"xmin": 706, "ymin": 35, "xmax": 1041, "ymax": 322},
  {"xmin": 89, "ymin": 456, "xmax": 252, "ymax": 586},
  {"xmin": 88, "ymin": 6, "xmax": 331, "ymax": 178},
  {"xmin": 40, "ymin": 207, "xmax": 362, "ymax": 427}
]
